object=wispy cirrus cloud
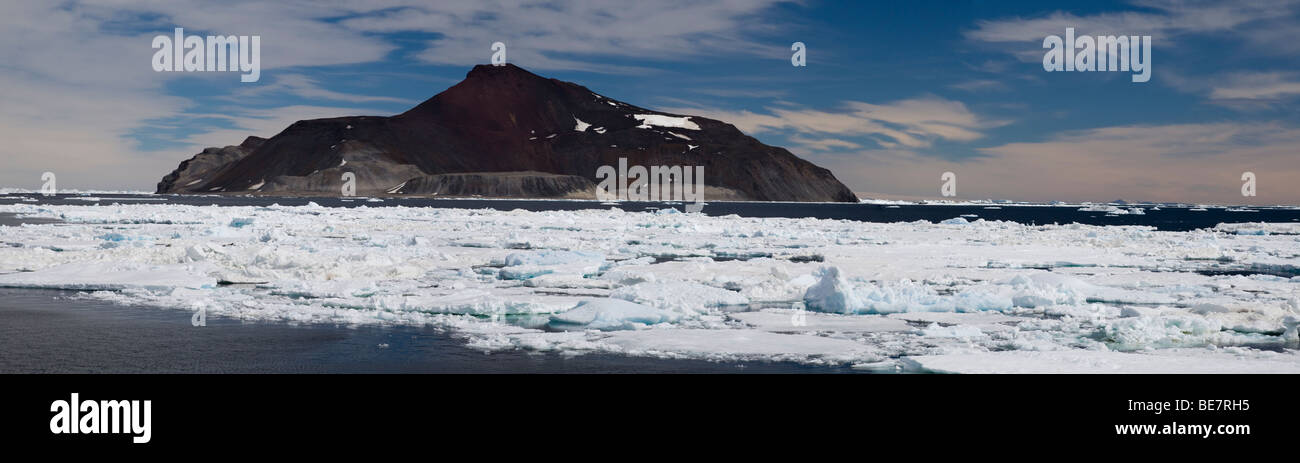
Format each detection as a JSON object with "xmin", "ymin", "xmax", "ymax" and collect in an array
[
  {"xmin": 339, "ymin": 0, "xmax": 793, "ymax": 73},
  {"xmin": 667, "ymin": 96, "xmax": 1007, "ymax": 150},
  {"xmin": 786, "ymin": 135, "xmax": 862, "ymax": 151},
  {"xmin": 1158, "ymin": 69, "xmax": 1300, "ymax": 109},
  {"xmin": 965, "ymin": 0, "xmax": 1300, "ymax": 109},
  {"xmin": 1207, "ymin": 72, "xmax": 1300, "ymax": 105},
  {"xmin": 223, "ymin": 74, "xmax": 415, "ymax": 105},
  {"xmin": 0, "ymin": 0, "xmax": 400, "ymax": 189},
  {"xmin": 965, "ymin": 0, "xmax": 1293, "ymax": 48},
  {"xmin": 179, "ymin": 105, "xmax": 394, "ymax": 149}
]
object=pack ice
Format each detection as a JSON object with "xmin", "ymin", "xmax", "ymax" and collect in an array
[{"xmin": 1, "ymin": 202, "xmax": 1298, "ymax": 373}]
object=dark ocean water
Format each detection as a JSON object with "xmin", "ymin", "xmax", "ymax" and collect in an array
[
  {"xmin": 4, "ymin": 193, "xmax": 1299, "ymax": 231},
  {"xmin": 0, "ymin": 288, "xmax": 854, "ymax": 374}
]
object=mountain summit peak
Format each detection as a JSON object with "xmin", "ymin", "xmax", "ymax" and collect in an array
[{"xmin": 466, "ymin": 62, "xmax": 532, "ymax": 76}]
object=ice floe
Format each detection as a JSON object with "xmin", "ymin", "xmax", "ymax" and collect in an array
[{"xmin": 548, "ymin": 299, "xmax": 677, "ymax": 331}]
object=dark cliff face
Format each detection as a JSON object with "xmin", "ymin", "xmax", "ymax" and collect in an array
[
  {"xmin": 158, "ymin": 64, "xmax": 858, "ymax": 202},
  {"xmin": 395, "ymin": 172, "xmax": 595, "ymax": 198},
  {"xmin": 156, "ymin": 136, "xmax": 265, "ymax": 194}
]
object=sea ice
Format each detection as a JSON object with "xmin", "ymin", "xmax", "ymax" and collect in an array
[
  {"xmin": 0, "ymin": 201, "xmax": 1296, "ymax": 372},
  {"xmin": 903, "ymin": 349, "xmax": 1300, "ymax": 374}
]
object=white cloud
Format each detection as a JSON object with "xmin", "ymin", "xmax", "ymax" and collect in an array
[
  {"xmin": 73, "ymin": 0, "xmax": 398, "ymax": 70},
  {"xmin": 668, "ymin": 96, "xmax": 1005, "ymax": 149},
  {"xmin": 963, "ymin": 0, "xmax": 1300, "ymax": 75},
  {"xmin": 1208, "ymin": 72, "xmax": 1300, "ymax": 101},
  {"xmin": 966, "ymin": 0, "xmax": 1291, "ymax": 46},
  {"xmin": 965, "ymin": 1, "xmax": 1300, "ymax": 109},
  {"xmin": 0, "ymin": 73, "xmax": 189, "ymax": 188},
  {"xmin": 1159, "ymin": 69, "xmax": 1300, "ymax": 109},
  {"xmin": 225, "ymin": 74, "xmax": 414, "ymax": 104},
  {"xmin": 0, "ymin": 1, "xmax": 410, "ymax": 190},
  {"xmin": 179, "ymin": 105, "xmax": 393, "ymax": 149},
  {"xmin": 338, "ymin": 0, "xmax": 791, "ymax": 72},
  {"xmin": 787, "ymin": 136, "xmax": 861, "ymax": 151}
]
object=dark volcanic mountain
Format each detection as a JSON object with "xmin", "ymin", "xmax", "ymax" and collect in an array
[{"xmin": 158, "ymin": 64, "xmax": 857, "ymax": 202}]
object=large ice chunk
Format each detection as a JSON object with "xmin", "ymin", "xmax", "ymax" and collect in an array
[
  {"xmin": 499, "ymin": 250, "xmax": 605, "ymax": 280},
  {"xmin": 548, "ymin": 298, "xmax": 677, "ymax": 331},
  {"xmin": 802, "ymin": 266, "xmax": 1011, "ymax": 314},
  {"xmin": 803, "ymin": 266, "xmax": 1172, "ymax": 314},
  {"xmin": 610, "ymin": 280, "xmax": 749, "ymax": 313}
]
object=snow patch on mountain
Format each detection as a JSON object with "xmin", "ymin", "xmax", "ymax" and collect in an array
[{"xmin": 633, "ymin": 114, "xmax": 700, "ymax": 130}]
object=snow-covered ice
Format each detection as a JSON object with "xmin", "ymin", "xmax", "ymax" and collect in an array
[
  {"xmin": 902, "ymin": 348, "xmax": 1300, "ymax": 374},
  {"xmin": 549, "ymin": 299, "xmax": 677, "ymax": 331},
  {"xmin": 0, "ymin": 203, "xmax": 1297, "ymax": 372}
]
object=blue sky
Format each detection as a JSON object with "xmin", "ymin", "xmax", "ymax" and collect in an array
[{"xmin": 2, "ymin": 0, "xmax": 1298, "ymax": 204}]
